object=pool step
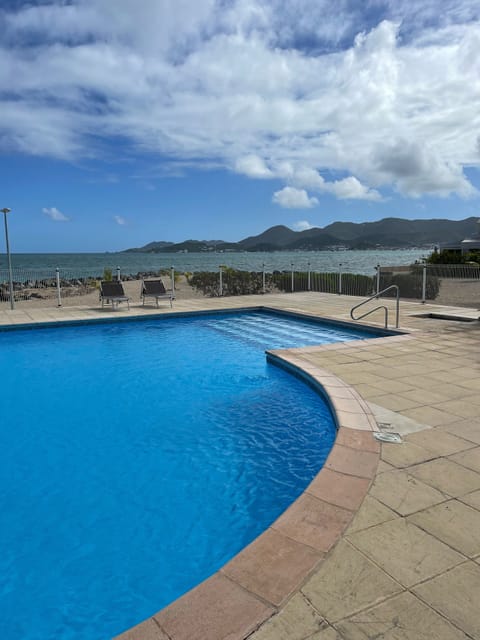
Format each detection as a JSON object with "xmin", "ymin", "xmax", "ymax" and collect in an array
[{"xmin": 206, "ymin": 314, "xmax": 343, "ymax": 349}]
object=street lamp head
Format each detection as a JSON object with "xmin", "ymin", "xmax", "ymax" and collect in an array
[{"xmin": 1, "ymin": 207, "xmax": 11, "ymax": 214}]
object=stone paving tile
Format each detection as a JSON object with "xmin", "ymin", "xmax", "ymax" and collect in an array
[
  {"xmin": 334, "ymin": 428, "xmax": 380, "ymax": 453},
  {"xmin": 347, "ymin": 518, "xmax": 464, "ymax": 587},
  {"xmin": 408, "ymin": 458, "xmax": 480, "ymax": 497},
  {"xmin": 399, "ymin": 406, "xmax": 461, "ymax": 427},
  {"xmin": 382, "ymin": 364, "xmax": 434, "ymax": 377},
  {"xmin": 309, "ymin": 628, "xmax": 344, "ymax": 640},
  {"xmin": 346, "ymin": 495, "xmax": 397, "ymax": 534},
  {"xmin": 358, "ymin": 363, "xmax": 403, "ymax": 380},
  {"xmin": 336, "ymin": 591, "xmax": 470, "ymax": 640},
  {"xmin": 413, "ymin": 562, "xmax": 480, "ymax": 639},
  {"xmin": 221, "ymin": 528, "xmax": 322, "ymax": 607},
  {"xmin": 302, "ymin": 540, "xmax": 402, "ymax": 623},
  {"xmin": 114, "ymin": 619, "xmax": 169, "ymax": 640},
  {"xmin": 441, "ymin": 418, "xmax": 480, "ymax": 445},
  {"xmin": 408, "ymin": 500, "xmax": 480, "ymax": 557},
  {"xmin": 333, "ymin": 410, "xmax": 374, "ymax": 431},
  {"xmin": 398, "ymin": 388, "xmax": 448, "ymax": 404},
  {"xmin": 330, "ymin": 397, "xmax": 372, "ymax": 415},
  {"xmin": 307, "ymin": 469, "xmax": 371, "ymax": 512},
  {"xmin": 324, "ymin": 445, "xmax": 378, "ymax": 479},
  {"xmin": 321, "ymin": 385, "xmax": 356, "ymax": 399},
  {"xmin": 331, "ymin": 371, "xmax": 386, "ymax": 386},
  {"xmin": 323, "ymin": 354, "xmax": 359, "ymax": 365},
  {"xmin": 433, "ymin": 399, "xmax": 480, "ymax": 419},
  {"xmin": 272, "ymin": 494, "xmax": 353, "ymax": 553},
  {"xmin": 376, "ymin": 459, "xmax": 396, "ymax": 473},
  {"xmin": 455, "ymin": 377, "xmax": 480, "ymax": 391},
  {"xmin": 154, "ymin": 573, "xmax": 274, "ymax": 640},
  {"xmin": 364, "ymin": 378, "xmax": 415, "ymax": 394},
  {"xmin": 449, "ymin": 446, "xmax": 480, "ymax": 473},
  {"xmin": 460, "ymin": 489, "xmax": 480, "ymax": 510},
  {"xmin": 369, "ymin": 394, "xmax": 421, "ymax": 411},
  {"xmin": 370, "ymin": 470, "xmax": 447, "ymax": 516},
  {"xmin": 366, "ymin": 384, "xmax": 396, "ymax": 405},
  {"xmin": 249, "ymin": 593, "xmax": 326, "ymax": 640},
  {"xmin": 380, "ymin": 441, "xmax": 436, "ymax": 468},
  {"xmin": 406, "ymin": 429, "xmax": 475, "ymax": 456},
  {"xmin": 429, "ymin": 368, "xmax": 476, "ymax": 382},
  {"xmin": 462, "ymin": 393, "xmax": 480, "ymax": 406},
  {"xmin": 370, "ymin": 403, "xmax": 430, "ymax": 436},
  {"xmin": 408, "ymin": 380, "xmax": 476, "ymax": 397}
]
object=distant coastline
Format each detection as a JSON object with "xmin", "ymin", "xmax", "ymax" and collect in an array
[{"xmin": 123, "ymin": 217, "xmax": 479, "ymax": 254}]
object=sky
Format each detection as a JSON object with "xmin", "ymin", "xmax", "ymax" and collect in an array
[{"xmin": 0, "ymin": 0, "xmax": 480, "ymax": 252}]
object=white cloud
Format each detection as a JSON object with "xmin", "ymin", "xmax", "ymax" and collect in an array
[
  {"xmin": 373, "ymin": 139, "xmax": 477, "ymax": 197},
  {"xmin": 113, "ymin": 215, "xmax": 127, "ymax": 225},
  {"xmin": 42, "ymin": 207, "xmax": 69, "ymax": 222},
  {"xmin": 328, "ymin": 176, "xmax": 383, "ymax": 201},
  {"xmin": 293, "ymin": 220, "xmax": 315, "ymax": 231},
  {"xmin": 1, "ymin": 3, "xmax": 479, "ymax": 201},
  {"xmin": 234, "ymin": 155, "xmax": 273, "ymax": 178},
  {"xmin": 273, "ymin": 187, "xmax": 318, "ymax": 208}
]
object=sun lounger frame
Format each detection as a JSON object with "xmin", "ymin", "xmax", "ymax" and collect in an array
[
  {"xmin": 141, "ymin": 279, "xmax": 174, "ymax": 308},
  {"xmin": 99, "ymin": 281, "xmax": 131, "ymax": 310}
]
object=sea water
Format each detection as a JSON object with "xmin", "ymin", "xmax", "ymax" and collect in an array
[{"xmin": 0, "ymin": 248, "xmax": 426, "ymax": 277}]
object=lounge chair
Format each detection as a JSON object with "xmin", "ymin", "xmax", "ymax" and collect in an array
[
  {"xmin": 99, "ymin": 280, "xmax": 130, "ymax": 310},
  {"xmin": 141, "ymin": 279, "xmax": 174, "ymax": 308}
]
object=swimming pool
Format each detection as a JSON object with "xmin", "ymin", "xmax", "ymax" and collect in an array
[{"xmin": 0, "ymin": 310, "xmax": 376, "ymax": 639}]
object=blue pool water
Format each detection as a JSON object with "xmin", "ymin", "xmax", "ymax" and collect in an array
[{"xmin": 0, "ymin": 311, "xmax": 375, "ymax": 639}]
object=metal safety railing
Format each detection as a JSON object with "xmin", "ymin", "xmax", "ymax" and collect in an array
[
  {"xmin": 2, "ymin": 260, "xmax": 477, "ymax": 309},
  {"xmin": 0, "ymin": 266, "xmax": 176, "ymax": 307},
  {"xmin": 212, "ymin": 264, "xmax": 375, "ymax": 298},
  {"xmin": 350, "ymin": 285, "xmax": 400, "ymax": 329},
  {"xmin": 0, "ymin": 268, "xmax": 97, "ymax": 305}
]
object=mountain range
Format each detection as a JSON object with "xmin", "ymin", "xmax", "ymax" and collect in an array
[{"xmin": 124, "ymin": 217, "xmax": 479, "ymax": 253}]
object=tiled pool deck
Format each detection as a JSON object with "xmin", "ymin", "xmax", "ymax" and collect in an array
[{"xmin": 2, "ymin": 292, "xmax": 480, "ymax": 640}]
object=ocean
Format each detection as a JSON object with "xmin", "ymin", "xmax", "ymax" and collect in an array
[{"xmin": 0, "ymin": 248, "xmax": 426, "ymax": 278}]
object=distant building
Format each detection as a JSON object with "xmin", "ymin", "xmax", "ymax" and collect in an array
[{"xmin": 441, "ymin": 218, "xmax": 480, "ymax": 254}]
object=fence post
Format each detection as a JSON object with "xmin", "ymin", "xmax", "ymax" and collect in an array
[
  {"xmin": 291, "ymin": 263, "xmax": 295, "ymax": 292},
  {"xmin": 307, "ymin": 262, "xmax": 311, "ymax": 291},
  {"xmin": 421, "ymin": 264, "xmax": 427, "ymax": 304},
  {"xmin": 338, "ymin": 263, "xmax": 342, "ymax": 295},
  {"xmin": 219, "ymin": 265, "xmax": 223, "ymax": 296},
  {"xmin": 376, "ymin": 264, "xmax": 381, "ymax": 296},
  {"xmin": 171, "ymin": 266, "xmax": 175, "ymax": 296},
  {"xmin": 56, "ymin": 268, "xmax": 62, "ymax": 307},
  {"xmin": 262, "ymin": 263, "xmax": 266, "ymax": 294},
  {"xmin": 116, "ymin": 266, "xmax": 121, "ymax": 282}
]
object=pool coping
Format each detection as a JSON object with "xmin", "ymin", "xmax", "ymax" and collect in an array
[{"xmin": 114, "ymin": 333, "xmax": 420, "ymax": 640}]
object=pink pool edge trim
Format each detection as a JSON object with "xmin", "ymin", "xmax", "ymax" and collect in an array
[{"xmin": 115, "ymin": 350, "xmax": 381, "ymax": 640}]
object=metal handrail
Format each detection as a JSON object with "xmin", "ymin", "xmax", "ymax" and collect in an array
[{"xmin": 350, "ymin": 285, "xmax": 400, "ymax": 329}]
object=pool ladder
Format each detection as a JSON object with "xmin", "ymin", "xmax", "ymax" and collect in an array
[{"xmin": 350, "ymin": 285, "xmax": 400, "ymax": 329}]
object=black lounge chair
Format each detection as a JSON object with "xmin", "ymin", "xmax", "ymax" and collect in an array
[
  {"xmin": 141, "ymin": 279, "xmax": 174, "ymax": 308},
  {"xmin": 99, "ymin": 280, "xmax": 130, "ymax": 310}
]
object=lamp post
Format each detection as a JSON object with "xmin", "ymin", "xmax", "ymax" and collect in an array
[{"xmin": 1, "ymin": 207, "xmax": 14, "ymax": 310}]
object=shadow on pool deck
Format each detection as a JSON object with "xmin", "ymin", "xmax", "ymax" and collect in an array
[{"xmin": 1, "ymin": 292, "xmax": 480, "ymax": 640}]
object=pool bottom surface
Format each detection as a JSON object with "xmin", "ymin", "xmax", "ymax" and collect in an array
[{"xmin": 0, "ymin": 311, "xmax": 373, "ymax": 639}]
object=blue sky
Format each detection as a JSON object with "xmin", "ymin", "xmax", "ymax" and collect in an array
[{"xmin": 1, "ymin": 0, "xmax": 479, "ymax": 252}]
